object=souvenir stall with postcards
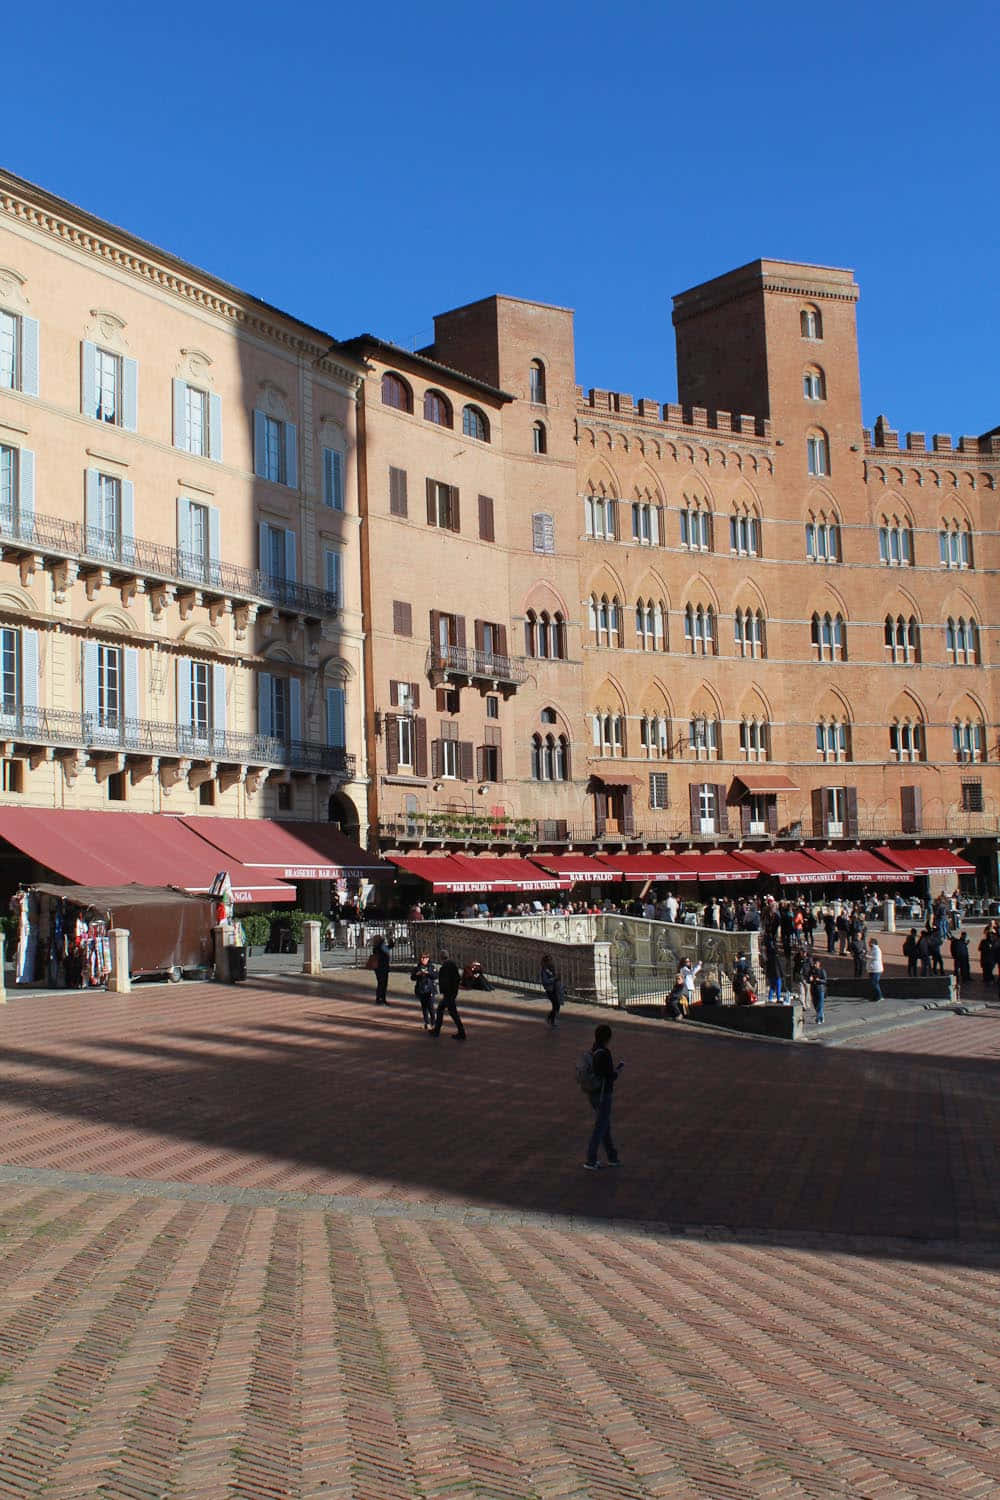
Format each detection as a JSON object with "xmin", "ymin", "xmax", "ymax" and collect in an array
[{"xmin": 14, "ymin": 884, "xmax": 217, "ymax": 986}]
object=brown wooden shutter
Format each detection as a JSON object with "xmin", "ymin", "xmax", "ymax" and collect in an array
[
  {"xmin": 901, "ymin": 784, "xmax": 922, "ymax": 833},
  {"xmin": 430, "ymin": 738, "xmax": 442, "ymax": 777},
  {"xmin": 496, "ymin": 624, "xmax": 508, "ymax": 657},
  {"xmin": 429, "ymin": 609, "xmax": 440, "ymax": 651},
  {"xmin": 689, "ymin": 783, "xmax": 701, "ymax": 834},
  {"xmin": 389, "ymin": 681, "xmax": 399, "ymax": 707},
  {"xmin": 449, "ymin": 486, "xmax": 460, "ymax": 532},
  {"xmin": 845, "ymin": 786, "xmax": 859, "ymax": 839},
  {"xmin": 385, "ymin": 716, "xmax": 399, "ymax": 774},
  {"xmin": 454, "ymin": 615, "xmax": 466, "ymax": 649},
  {"xmin": 410, "ymin": 683, "xmax": 420, "ymax": 710},
  {"xmin": 716, "ymin": 786, "xmax": 729, "ymax": 835},
  {"xmin": 392, "ymin": 600, "xmax": 412, "ymax": 636},
  {"xmin": 766, "ymin": 798, "xmax": 779, "ymax": 836},
  {"xmin": 478, "ymin": 494, "xmax": 494, "ymax": 542},
  {"xmin": 740, "ymin": 801, "xmax": 751, "ymax": 837},
  {"xmin": 473, "ymin": 620, "xmax": 484, "ymax": 652},
  {"xmin": 622, "ymin": 787, "xmax": 635, "ymax": 835},
  {"xmin": 495, "ymin": 745, "xmax": 503, "ymax": 782},
  {"xmin": 426, "ymin": 477, "xmax": 437, "ymax": 525},
  {"xmin": 389, "ymin": 467, "xmax": 407, "ymax": 517},
  {"xmin": 594, "ymin": 789, "xmax": 607, "ymax": 836},
  {"xmin": 414, "ymin": 717, "xmax": 428, "ymax": 776},
  {"xmin": 811, "ymin": 788, "xmax": 825, "ymax": 837},
  {"xmin": 435, "ymin": 688, "xmax": 449, "ymax": 712},
  {"xmin": 657, "ymin": 506, "xmax": 666, "ymax": 545},
  {"xmin": 458, "ymin": 741, "xmax": 474, "ymax": 781},
  {"xmin": 476, "ymin": 746, "xmax": 485, "ymax": 781}
]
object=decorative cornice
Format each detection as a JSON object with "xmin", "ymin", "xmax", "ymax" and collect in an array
[{"xmin": 0, "ymin": 183, "xmax": 364, "ymax": 391}]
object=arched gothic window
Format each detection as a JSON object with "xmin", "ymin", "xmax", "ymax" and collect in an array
[
  {"xmin": 811, "ymin": 611, "xmax": 847, "ymax": 661},
  {"xmin": 639, "ymin": 713, "xmax": 671, "ymax": 759},
  {"xmin": 461, "ymin": 405, "xmax": 489, "ymax": 442},
  {"xmin": 953, "ymin": 720, "xmax": 984, "ymax": 763},
  {"xmin": 734, "ymin": 607, "xmax": 766, "ymax": 659},
  {"xmin": 381, "ymin": 371, "xmax": 413, "ymax": 412},
  {"xmin": 688, "ymin": 715, "xmax": 721, "ymax": 760},
  {"xmin": 683, "ymin": 603, "xmax": 716, "ymax": 656},
  {"xmin": 592, "ymin": 711, "xmax": 624, "ymax": 757},
  {"xmin": 939, "ymin": 520, "xmax": 973, "ymax": 569},
  {"xmin": 805, "ymin": 512, "xmax": 840, "ymax": 562},
  {"xmin": 816, "ymin": 718, "xmax": 851, "ymax": 762},
  {"xmin": 800, "ymin": 306, "xmax": 823, "ymax": 339},
  {"xmin": 529, "ymin": 360, "xmax": 546, "ymax": 404},
  {"xmin": 729, "ymin": 508, "xmax": 760, "ymax": 556},
  {"xmin": 883, "ymin": 615, "xmax": 920, "ymax": 664},
  {"xmin": 423, "ymin": 389, "xmax": 452, "ymax": 427},
  {"xmin": 739, "ymin": 717, "xmax": 770, "ymax": 762},
  {"xmin": 584, "ymin": 484, "xmax": 617, "ymax": 539},
  {"xmin": 889, "ymin": 719, "xmax": 924, "ymax": 763},
  {"xmin": 878, "ymin": 516, "xmax": 914, "ymax": 566}
]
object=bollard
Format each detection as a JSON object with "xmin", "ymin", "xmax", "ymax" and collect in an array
[
  {"xmin": 303, "ymin": 920, "xmax": 323, "ymax": 976},
  {"xmin": 106, "ymin": 927, "xmax": 132, "ymax": 993},
  {"xmin": 0, "ymin": 931, "xmax": 6, "ymax": 1004},
  {"xmin": 213, "ymin": 924, "xmax": 230, "ymax": 982},
  {"xmin": 883, "ymin": 898, "xmax": 896, "ymax": 934}
]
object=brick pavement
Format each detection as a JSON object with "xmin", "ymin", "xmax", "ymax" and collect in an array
[{"xmin": 0, "ymin": 970, "xmax": 998, "ymax": 1497}]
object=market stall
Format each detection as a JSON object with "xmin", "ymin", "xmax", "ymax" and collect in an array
[{"xmin": 15, "ymin": 884, "xmax": 217, "ymax": 986}]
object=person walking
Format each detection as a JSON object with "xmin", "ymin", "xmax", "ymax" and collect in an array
[
  {"xmin": 809, "ymin": 955, "xmax": 828, "ymax": 1025},
  {"xmin": 370, "ymin": 935, "xmax": 393, "ymax": 1006},
  {"xmin": 584, "ymin": 1023, "xmax": 623, "ymax": 1170},
  {"xmin": 764, "ymin": 935, "xmax": 784, "ymax": 1003},
  {"xmin": 430, "ymin": 949, "xmax": 466, "ymax": 1040},
  {"xmin": 409, "ymin": 951, "xmax": 438, "ymax": 1029},
  {"xmin": 539, "ymin": 954, "xmax": 564, "ymax": 1027},
  {"xmin": 978, "ymin": 923, "xmax": 997, "ymax": 984},
  {"xmin": 867, "ymin": 938, "xmax": 884, "ymax": 1002},
  {"xmin": 950, "ymin": 929, "xmax": 971, "ymax": 987},
  {"xmin": 927, "ymin": 928, "xmax": 945, "ymax": 975},
  {"xmin": 678, "ymin": 958, "xmax": 702, "ymax": 1010},
  {"xmin": 902, "ymin": 928, "xmax": 919, "ymax": 978},
  {"xmin": 823, "ymin": 908, "xmax": 836, "ymax": 954}
]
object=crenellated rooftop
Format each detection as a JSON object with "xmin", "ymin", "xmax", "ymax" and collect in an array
[
  {"xmin": 865, "ymin": 414, "xmax": 1000, "ymax": 459},
  {"xmin": 577, "ymin": 387, "xmax": 771, "ymax": 442}
]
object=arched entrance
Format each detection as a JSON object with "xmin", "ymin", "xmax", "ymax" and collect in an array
[{"xmin": 327, "ymin": 790, "xmax": 360, "ymax": 839}]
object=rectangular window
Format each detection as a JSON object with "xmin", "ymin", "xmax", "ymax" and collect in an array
[
  {"xmin": 389, "ymin": 466, "xmax": 408, "ymax": 517},
  {"xmin": 0, "ymin": 310, "xmax": 19, "ymax": 390},
  {"xmin": 440, "ymin": 738, "xmax": 458, "ymax": 778},
  {"xmin": 189, "ymin": 501, "xmax": 209, "ymax": 570},
  {"xmin": 0, "ymin": 759, "xmax": 23, "ymax": 793},
  {"xmin": 486, "ymin": 695, "xmax": 499, "ymax": 719},
  {"xmin": 397, "ymin": 715, "xmax": 414, "ymax": 768},
  {"xmin": 97, "ymin": 644, "xmax": 121, "ymax": 726},
  {"xmin": 426, "ymin": 479, "xmax": 459, "ymax": 531},
  {"xmin": 961, "ymin": 779, "xmax": 983, "ymax": 813},
  {"xmin": 649, "ymin": 772, "xmax": 668, "ymax": 810},
  {"xmin": 392, "ymin": 600, "xmax": 412, "ymax": 636},
  {"xmin": 324, "ymin": 547, "xmax": 342, "ymax": 606},
  {"xmin": 479, "ymin": 744, "xmax": 500, "ymax": 781},
  {"xmin": 95, "ymin": 348, "xmax": 122, "ymax": 425},
  {"xmin": 698, "ymin": 783, "xmax": 717, "ymax": 832},
  {"xmin": 190, "ymin": 660, "xmax": 210, "ymax": 738},
  {"xmin": 270, "ymin": 676, "xmax": 289, "ymax": 740},
  {"xmin": 0, "ymin": 627, "xmax": 19, "ymax": 712},
  {"xmin": 323, "ymin": 447, "xmax": 344, "ymax": 510},
  {"xmin": 0, "ymin": 444, "xmax": 16, "ymax": 525},
  {"xmin": 478, "ymin": 494, "xmax": 495, "ymax": 542},
  {"xmin": 264, "ymin": 416, "xmax": 284, "ymax": 483},
  {"xmin": 531, "ymin": 511, "xmax": 555, "ymax": 554},
  {"xmin": 185, "ymin": 386, "xmax": 208, "ymax": 456},
  {"xmin": 254, "ymin": 410, "xmax": 296, "ymax": 487},
  {"xmin": 824, "ymin": 787, "xmax": 845, "ymax": 834}
]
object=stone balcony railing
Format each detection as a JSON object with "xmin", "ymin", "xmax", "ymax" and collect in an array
[
  {"xmin": 425, "ymin": 642, "xmax": 528, "ymax": 690},
  {"xmin": 0, "ymin": 703, "xmax": 354, "ymax": 779},
  {"xmin": 0, "ymin": 508, "xmax": 338, "ymax": 622}
]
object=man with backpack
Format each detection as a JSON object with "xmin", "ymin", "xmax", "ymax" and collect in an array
[{"xmin": 577, "ymin": 1023, "xmax": 624, "ymax": 1170}]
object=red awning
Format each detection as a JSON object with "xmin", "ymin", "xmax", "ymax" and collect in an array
[
  {"xmin": 447, "ymin": 854, "xmax": 572, "ymax": 891},
  {"xmin": 875, "ymin": 846, "xmax": 977, "ymax": 876},
  {"xmin": 733, "ymin": 774, "xmax": 800, "ymax": 794},
  {"xmin": 731, "ymin": 849, "xmax": 837, "ymax": 884},
  {"xmin": 0, "ymin": 809, "xmax": 295, "ymax": 904},
  {"xmin": 389, "ymin": 855, "xmax": 509, "ymax": 893},
  {"xmin": 595, "ymin": 853, "xmax": 702, "ymax": 881},
  {"xmin": 807, "ymin": 849, "xmax": 911, "ymax": 883},
  {"xmin": 686, "ymin": 852, "xmax": 760, "ymax": 882},
  {"xmin": 529, "ymin": 854, "xmax": 621, "ymax": 883},
  {"xmin": 183, "ymin": 818, "xmax": 392, "ymax": 880}
]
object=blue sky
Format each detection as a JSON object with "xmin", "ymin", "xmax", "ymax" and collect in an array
[{"xmin": 6, "ymin": 1, "xmax": 997, "ymax": 436}]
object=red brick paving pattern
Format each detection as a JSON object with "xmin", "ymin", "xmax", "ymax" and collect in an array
[{"xmin": 0, "ymin": 975, "xmax": 997, "ymax": 1496}]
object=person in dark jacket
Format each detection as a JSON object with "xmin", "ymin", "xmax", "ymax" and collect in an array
[
  {"xmin": 370, "ymin": 936, "xmax": 393, "ymax": 1005},
  {"xmin": 823, "ymin": 909, "xmax": 836, "ymax": 954},
  {"xmin": 809, "ymin": 957, "xmax": 828, "ymax": 1025},
  {"xmin": 849, "ymin": 932, "xmax": 866, "ymax": 979},
  {"xmin": 409, "ymin": 952, "xmax": 437, "ymax": 1028},
  {"xmin": 927, "ymin": 929, "xmax": 945, "ymax": 975},
  {"xmin": 950, "ymin": 930, "xmax": 971, "ymax": 985},
  {"xmin": 764, "ymin": 936, "xmax": 785, "ymax": 1002},
  {"xmin": 584, "ymin": 1023, "xmax": 623, "ymax": 1169},
  {"xmin": 979, "ymin": 923, "xmax": 998, "ymax": 984},
  {"xmin": 916, "ymin": 929, "xmax": 931, "ymax": 976},
  {"xmin": 902, "ymin": 928, "xmax": 919, "ymax": 978},
  {"xmin": 430, "ymin": 950, "xmax": 466, "ymax": 1039},
  {"xmin": 539, "ymin": 955, "xmax": 563, "ymax": 1027}
]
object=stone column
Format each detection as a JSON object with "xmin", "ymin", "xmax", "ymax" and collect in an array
[
  {"xmin": 883, "ymin": 898, "xmax": 896, "ymax": 933},
  {"xmin": 107, "ymin": 928, "xmax": 131, "ymax": 993},
  {"xmin": 303, "ymin": 920, "xmax": 322, "ymax": 976}
]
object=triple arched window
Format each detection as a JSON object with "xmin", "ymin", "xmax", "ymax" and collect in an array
[
  {"xmin": 939, "ymin": 521, "xmax": 973, "ymax": 569},
  {"xmin": 884, "ymin": 615, "xmax": 920, "ymax": 664},
  {"xmin": 733, "ymin": 607, "xmax": 766, "ymax": 659},
  {"xmin": 805, "ymin": 512, "xmax": 840, "ymax": 562},
  {"xmin": 953, "ymin": 719, "xmax": 984, "ymax": 763},
  {"xmin": 524, "ymin": 608, "xmax": 567, "ymax": 659},
  {"xmin": 634, "ymin": 598, "xmax": 666, "ymax": 651},
  {"xmin": 688, "ymin": 715, "xmax": 721, "ymax": 760},
  {"xmin": 811, "ymin": 612, "xmax": 847, "ymax": 661},
  {"xmin": 639, "ymin": 714, "xmax": 671, "ymax": 758},
  {"xmin": 631, "ymin": 499, "xmax": 661, "ymax": 545},
  {"xmin": 588, "ymin": 593, "xmax": 623, "ymax": 648},
  {"xmin": 889, "ymin": 719, "xmax": 924, "ymax": 763},
  {"xmin": 946, "ymin": 617, "xmax": 979, "ymax": 665},
  {"xmin": 679, "ymin": 502, "xmax": 712, "ymax": 551},
  {"xmin": 816, "ymin": 718, "xmax": 850, "ymax": 762},
  {"xmin": 729, "ymin": 508, "xmax": 761, "ymax": 556},
  {"xmin": 739, "ymin": 717, "xmax": 770, "ymax": 761},
  {"xmin": 684, "ymin": 603, "xmax": 717, "ymax": 655},
  {"xmin": 584, "ymin": 485, "xmax": 618, "ymax": 540},
  {"xmin": 381, "ymin": 371, "xmax": 413, "ymax": 412},
  {"xmin": 879, "ymin": 516, "xmax": 913, "ymax": 566},
  {"xmin": 592, "ymin": 712, "xmax": 625, "ymax": 757},
  {"xmin": 531, "ymin": 731, "xmax": 570, "ymax": 780}
]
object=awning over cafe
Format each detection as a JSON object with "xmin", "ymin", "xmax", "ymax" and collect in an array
[
  {"xmin": 731, "ymin": 849, "xmax": 837, "ymax": 884},
  {"xmin": 183, "ymin": 818, "xmax": 393, "ymax": 880},
  {"xmin": 874, "ymin": 846, "xmax": 976, "ymax": 876},
  {"xmin": 732, "ymin": 774, "xmax": 800, "ymax": 794},
  {"xmin": 685, "ymin": 851, "xmax": 760, "ymax": 882},
  {"xmin": 389, "ymin": 855, "xmax": 503, "ymax": 893},
  {"xmin": 529, "ymin": 854, "xmax": 621, "ymax": 883},
  {"xmin": 595, "ymin": 852, "xmax": 703, "ymax": 881},
  {"xmin": 807, "ymin": 849, "xmax": 911, "ymax": 883}
]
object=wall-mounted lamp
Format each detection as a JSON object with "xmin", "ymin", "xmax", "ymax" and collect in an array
[
  {"xmin": 432, "ymin": 780, "xmax": 443, "ymax": 792},
  {"xmin": 477, "ymin": 784, "xmax": 489, "ymax": 795}
]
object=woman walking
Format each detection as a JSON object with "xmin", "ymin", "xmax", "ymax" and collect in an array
[
  {"xmin": 409, "ymin": 951, "xmax": 438, "ymax": 1028},
  {"xmin": 540, "ymin": 954, "xmax": 564, "ymax": 1027}
]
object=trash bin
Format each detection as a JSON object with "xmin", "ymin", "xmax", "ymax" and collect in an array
[{"xmin": 227, "ymin": 945, "xmax": 247, "ymax": 983}]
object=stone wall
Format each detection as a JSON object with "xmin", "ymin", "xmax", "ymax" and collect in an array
[{"xmin": 415, "ymin": 919, "xmax": 615, "ymax": 1006}]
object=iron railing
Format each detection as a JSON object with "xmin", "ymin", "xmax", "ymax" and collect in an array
[
  {"xmin": 426, "ymin": 643, "xmax": 528, "ymax": 686},
  {"xmin": 0, "ymin": 703, "xmax": 354, "ymax": 776},
  {"xmin": 0, "ymin": 509, "xmax": 338, "ymax": 619}
]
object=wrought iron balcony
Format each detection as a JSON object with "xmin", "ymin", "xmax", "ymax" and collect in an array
[
  {"xmin": 0, "ymin": 508, "xmax": 338, "ymax": 620},
  {"xmin": 426, "ymin": 642, "xmax": 528, "ymax": 689},
  {"xmin": 0, "ymin": 703, "xmax": 354, "ymax": 778}
]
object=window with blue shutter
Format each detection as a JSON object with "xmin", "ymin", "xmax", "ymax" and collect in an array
[
  {"xmin": 212, "ymin": 663, "xmax": 227, "ymax": 748},
  {"xmin": 289, "ymin": 678, "xmax": 302, "ymax": 743},
  {"xmin": 20, "ymin": 317, "xmax": 39, "ymax": 397},
  {"xmin": 323, "ymin": 447, "xmax": 344, "ymax": 510},
  {"xmin": 209, "ymin": 394, "xmax": 222, "ymax": 461},
  {"xmin": 17, "ymin": 449, "xmax": 34, "ymax": 536},
  {"xmin": 324, "ymin": 547, "xmax": 342, "ymax": 607},
  {"xmin": 285, "ymin": 423, "xmax": 298, "ymax": 490},
  {"xmin": 258, "ymin": 672, "xmax": 273, "ymax": 738},
  {"xmin": 20, "ymin": 630, "xmax": 39, "ymax": 717},
  {"xmin": 326, "ymin": 686, "xmax": 346, "ymax": 748},
  {"xmin": 121, "ymin": 358, "xmax": 138, "ymax": 432}
]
